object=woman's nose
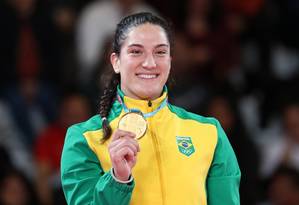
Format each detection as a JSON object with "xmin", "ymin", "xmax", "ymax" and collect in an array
[{"xmin": 142, "ymin": 54, "xmax": 156, "ymax": 69}]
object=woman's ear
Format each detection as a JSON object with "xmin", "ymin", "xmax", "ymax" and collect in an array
[{"xmin": 110, "ymin": 53, "xmax": 120, "ymax": 73}]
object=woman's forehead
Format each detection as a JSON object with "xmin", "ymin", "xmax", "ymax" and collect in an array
[{"xmin": 123, "ymin": 23, "xmax": 169, "ymax": 46}]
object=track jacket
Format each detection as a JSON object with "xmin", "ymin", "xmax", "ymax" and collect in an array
[{"xmin": 61, "ymin": 87, "xmax": 241, "ymax": 205}]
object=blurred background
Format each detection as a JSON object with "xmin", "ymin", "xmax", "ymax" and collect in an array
[{"xmin": 1, "ymin": 0, "xmax": 299, "ymax": 204}]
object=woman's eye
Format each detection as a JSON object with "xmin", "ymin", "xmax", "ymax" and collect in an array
[
  {"xmin": 156, "ymin": 50, "xmax": 167, "ymax": 56},
  {"xmin": 130, "ymin": 49, "xmax": 142, "ymax": 55}
]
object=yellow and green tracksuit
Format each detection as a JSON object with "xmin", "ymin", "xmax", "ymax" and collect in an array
[{"xmin": 61, "ymin": 88, "xmax": 241, "ymax": 205}]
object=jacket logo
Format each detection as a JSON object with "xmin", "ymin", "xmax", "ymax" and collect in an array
[{"xmin": 176, "ymin": 136, "xmax": 195, "ymax": 157}]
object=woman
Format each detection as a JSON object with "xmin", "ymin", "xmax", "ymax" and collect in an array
[{"xmin": 61, "ymin": 12, "xmax": 241, "ymax": 205}]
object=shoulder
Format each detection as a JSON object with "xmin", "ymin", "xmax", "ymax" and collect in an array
[
  {"xmin": 167, "ymin": 103, "xmax": 219, "ymax": 127},
  {"xmin": 62, "ymin": 115, "xmax": 102, "ymax": 164}
]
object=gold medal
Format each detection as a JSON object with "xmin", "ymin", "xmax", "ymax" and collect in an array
[{"xmin": 118, "ymin": 112, "xmax": 147, "ymax": 139}]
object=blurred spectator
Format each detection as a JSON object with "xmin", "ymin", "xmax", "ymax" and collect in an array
[
  {"xmin": 51, "ymin": 0, "xmax": 87, "ymax": 91},
  {"xmin": 260, "ymin": 99, "xmax": 299, "ymax": 178},
  {"xmin": 183, "ymin": 0, "xmax": 245, "ymax": 85},
  {"xmin": 239, "ymin": 0, "xmax": 299, "ymax": 130},
  {"xmin": 265, "ymin": 166, "xmax": 299, "ymax": 205},
  {"xmin": 52, "ymin": 5, "xmax": 78, "ymax": 90},
  {"xmin": 0, "ymin": 0, "xmax": 63, "ymax": 88},
  {"xmin": 170, "ymin": 0, "xmax": 247, "ymax": 113},
  {"xmin": 0, "ymin": 168, "xmax": 39, "ymax": 205},
  {"xmin": 2, "ymin": 76, "xmax": 58, "ymax": 149},
  {"xmin": 33, "ymin": 93, "xmax": 91, "ymax": 205},
  {"xmin": 271, "ymin": 44, "xmax": 299, "ymax": 81},
  {"xmin": 204, "ymin": 91, "xmax": 261, "ymax": 205},
  {"xmin": 184, "ymin": 0, "xmax": 212, "ymax": 76},
  {"xmin": 0, "ymin": 100, "xmax": 34, "ymax": 178},
  {"xmin": 223, "ymin": 0, "xmax": 265, "ymax": 17},
  {"xmin": 76, "ymin": 0, "xmax": 156, "ymax": 86},
  {"xmin": 169, "ymin": 30, "xmax": 210, "ymax": 112}
]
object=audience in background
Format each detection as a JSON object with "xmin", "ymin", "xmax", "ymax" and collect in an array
[
  {"xmin": 0, "ymin": 0, "xmax": 63, "ymax": 88},
  {"xmin": 0, "ymin": 100, "xmax": 34, "ymax": 178},
  {"xmin": 33, "ymin": 93, "xmax": 91, "ymax": 205},
  {"xmin": 266, "ymin": 166, "xmax": 299, "ymax": 205},
  {"xmin": 204, "ymin": 91, "xmax": 261, "ymax": 205},
  {"xmin": 0, "ymin": 169, "xmax": 39, "ymax": 205},
  {"xmin": 0, "ymin": 0, "xmax": 298, "ymax": 204},
  {"xmin": 2, "ymin": 76, "xmax": 58, "ymax": 150},
  {"xmin": 260, "ymin": 99, "xmax": 299, "ymax": 178}
]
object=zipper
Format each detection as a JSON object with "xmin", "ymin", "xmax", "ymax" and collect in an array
[{"xmin": 148, "ymin": 117, "xmax": 165, "ymax": 204}]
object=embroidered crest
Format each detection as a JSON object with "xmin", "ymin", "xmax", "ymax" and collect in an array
[{"xmin": 176, "ymin": 136, "xmax": 195, "ymax": 157}]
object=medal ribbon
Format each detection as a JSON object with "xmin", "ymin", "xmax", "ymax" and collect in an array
[{"xmin": 117, "ymin": 95, "xmax": 168, "ymax": 118}]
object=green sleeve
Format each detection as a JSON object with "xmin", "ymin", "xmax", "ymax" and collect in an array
[
  {"xmin": 206, "ymin": 120, "xmax": 241, "ymax": 205},
  {"xmin": 61, "ymin": 125, "xmax": 134, "ymax": 205}
]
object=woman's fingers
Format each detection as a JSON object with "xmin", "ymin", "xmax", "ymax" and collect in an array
[
  {"xmin": 109, "ymin": 146, "xmax": 137, "ymax": 181},
  {"xmin": 115, "ymin": 147, "xmax": 136, "ymax": 163},
  {"xmin": 109, "ymin": 142, "xmax": 138, "ymax": 160},
  {"xmin": 111, "ymin": 129, "xmax": 136, "ymax": 141},
  {"xmin": 109, "ymin": 137, "xmax": 140, "ymax": 153},
  {"xmin": 108, "ymin": 129, "xmax": 140, "ymax": 181}
]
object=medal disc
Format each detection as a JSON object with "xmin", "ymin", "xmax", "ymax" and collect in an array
[{"xmin": 118, "ymin": 112, "xmax": 147, "ymax": 139}]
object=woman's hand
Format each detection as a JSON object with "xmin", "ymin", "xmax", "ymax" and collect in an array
[{"xmin": 108, "ymin": 129, "xmax": 140, "ymax": 181}]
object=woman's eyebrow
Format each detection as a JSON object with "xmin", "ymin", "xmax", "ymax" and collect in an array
[
  {"xmin": 155, "ymin": 44, "xmax": 169, "ymax": 48},
  {"xmin": 127, "ymin": 44, "xmax": 169, "ymax": 48},
  {"xmin": 127, "ymin": 44, "xmax": 143, "ymax": 48}
]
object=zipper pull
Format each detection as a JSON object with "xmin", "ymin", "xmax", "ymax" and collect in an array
[{"xmin": 148, "ymin": 100, "xmax": 152, "ymax": 107}]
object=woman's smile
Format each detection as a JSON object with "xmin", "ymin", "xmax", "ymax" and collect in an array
[{"xmin": 135, "ymin": 73, "xmax": 159, "ymax": 79}]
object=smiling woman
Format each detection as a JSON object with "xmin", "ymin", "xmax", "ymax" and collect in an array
[
  {"xmin": 60, "ymin": 12, "xmax": 241, "ymax": 205},
  {"xmin": 110, "ymin": 23, "xmax": 171, "ymax": 100}
]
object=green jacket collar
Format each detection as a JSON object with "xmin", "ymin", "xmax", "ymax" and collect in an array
[{"xmin": 117, "ymin": 86, "xmax": 168, "ymax": 113}]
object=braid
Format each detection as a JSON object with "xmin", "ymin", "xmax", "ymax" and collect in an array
[{"xmin": 99, "ymin": 73, "xmax": 120, "ymax": 142}]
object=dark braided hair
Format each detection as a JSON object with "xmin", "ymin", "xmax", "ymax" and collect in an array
[
  {"xmin": 99, "ymin": 72, "xmax": 120, "ymax": 142},
  {"xmin": 99, "ymin": 12, "xmax": 173, "ymax": 142}
]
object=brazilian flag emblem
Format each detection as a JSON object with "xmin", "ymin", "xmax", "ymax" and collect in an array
[{"xmin": 176, "ymin": 136, "xmax": 195, "ymax": 157}]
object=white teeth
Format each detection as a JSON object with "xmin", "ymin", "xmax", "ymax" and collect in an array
[{"xmin": 137, "ymin": 74, "xmax": 157, "ymax": 79}]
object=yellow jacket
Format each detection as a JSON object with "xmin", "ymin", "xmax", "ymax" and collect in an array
[{"xmin": 61, "ymin": 88, "xmax": 241, "ymax": 205}]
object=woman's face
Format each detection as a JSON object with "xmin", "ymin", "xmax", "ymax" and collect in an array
[{"xmin": 111, "ymin": 23, "xmax": 171, "ymax": 100}]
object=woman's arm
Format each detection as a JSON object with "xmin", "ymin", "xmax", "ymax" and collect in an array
[
  {"xmin": 61, "ymin": 125, "xmax": 134, "ymax": 205},
  {"xmin": 206, "ymin": 120, "xmax": 241, "ymax": 205}
]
